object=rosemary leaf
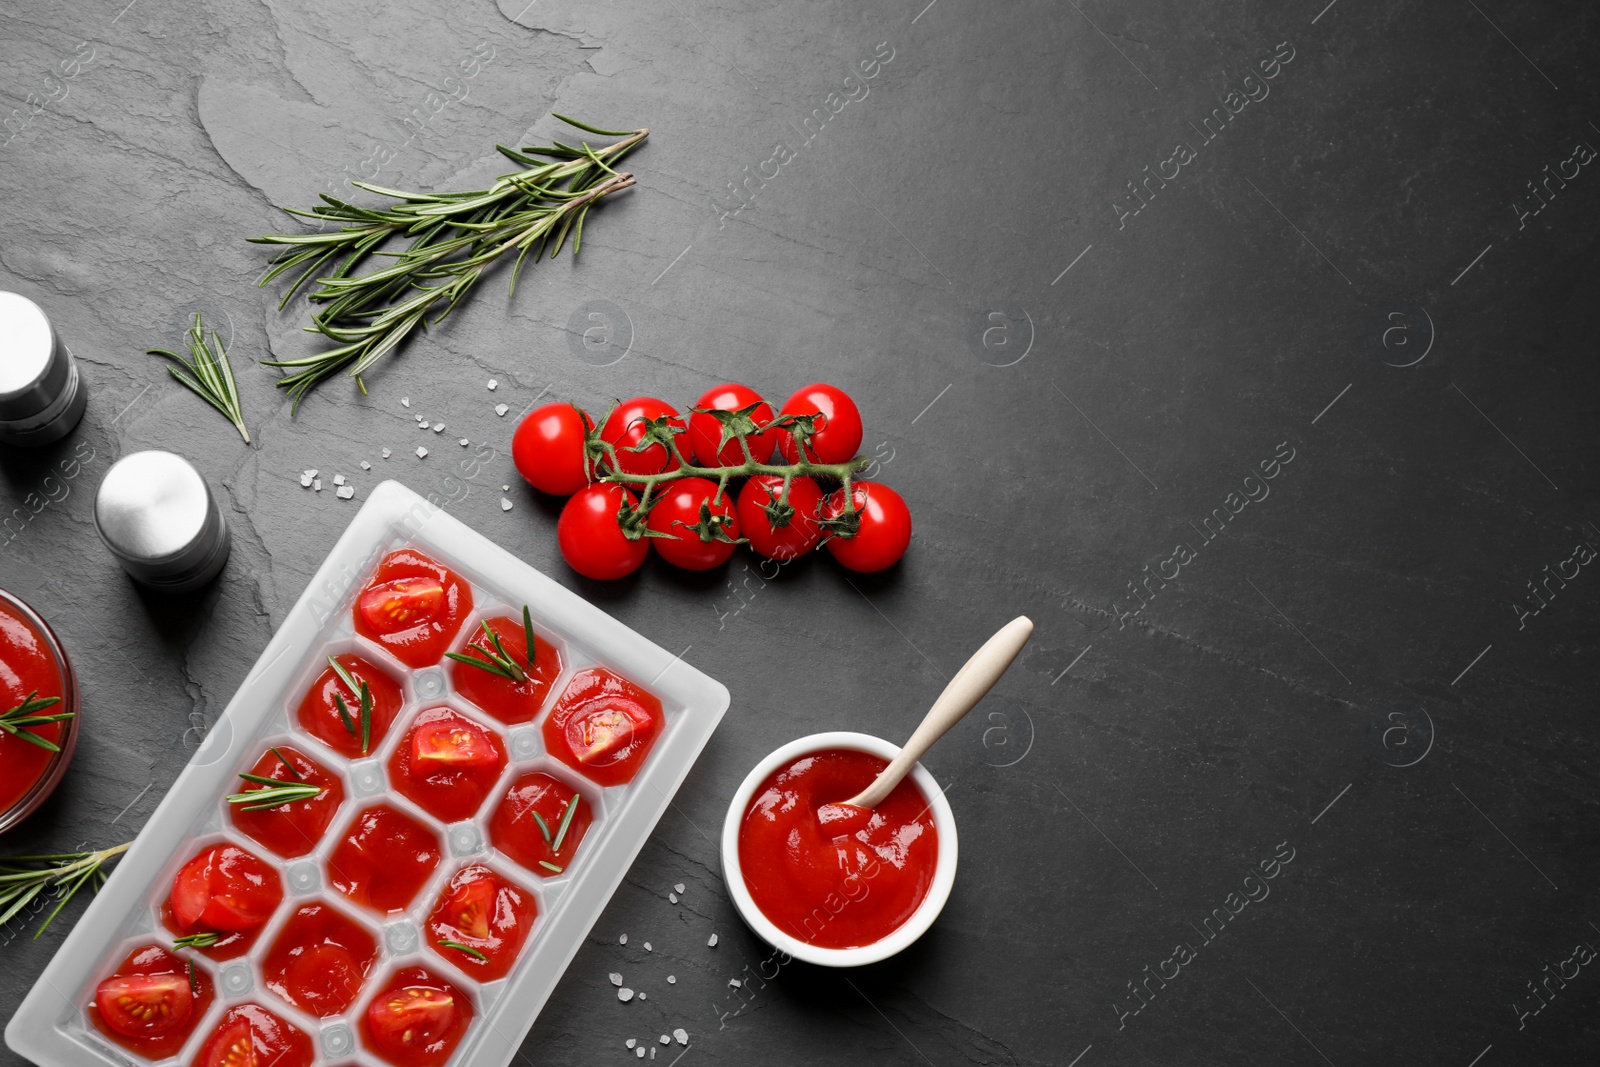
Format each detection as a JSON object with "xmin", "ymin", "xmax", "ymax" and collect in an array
[
  {"xmin": 530, "ymin": 811, "xmax": 553, "ymax": 845},
  {"xmin": 148, "ymin": 313, "xmax": 251, "ymax": 443},
  {"xmin": 538, "ymin": 861, "xmax": 563, "ymax": 873},
  {"xmin": 0, "ymin": 844, "xmax": 133, "ymax": 940},
  {"xmin": 174, "ymin": 931, "xmax": 222, "ymax": 949},
  {"xmin": 270, "ymin": 747, "xmax": 301, "ymax": 779},
  {"xmin": 552, "ymin": 793, "xmax": 581, "ymax": 854},
  {"xmin": 438, "ymin": 939, "xmax": 488, "ymax": 962},
  {"xmin": 333, "ymin": 693, "xmax": 356, "ymax": 737},
  {"xmin": 522, "ymin": 605, "xmax": 536, "ymax": 669},
  {"xmin": 0, "ymin": 690, "xmax": 70, "ymax": 751},
  {"xmin": 327, "ymin": 656, "xmax": 363, "ymax": 696},
  {"xmin": 359, "ymin": 681, "xmax": 372, "ymax": 756}
]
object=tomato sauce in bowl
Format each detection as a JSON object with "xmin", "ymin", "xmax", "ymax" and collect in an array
[
  {"xmin": 0, "ymin": 589, "xmax": 78, "ymax": 832},
  {"xmin": 354, "ymin": 550, "xmax": 473, "ymax": 669}
]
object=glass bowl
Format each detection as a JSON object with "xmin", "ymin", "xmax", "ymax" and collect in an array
[{"xmin": 0, "ymin": 587, "xmax": 81, "ymax": 834}]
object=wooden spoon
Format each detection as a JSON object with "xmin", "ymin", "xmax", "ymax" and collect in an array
[{"xmin": 817, "ymin": 616, "xmax": 1034, "ymax": 834}]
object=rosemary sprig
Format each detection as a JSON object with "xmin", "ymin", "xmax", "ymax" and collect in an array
[
  {"xmin": 445, "ymin": 617, "xmax": 531, "ymax": 684},
  {"xmin": 270, "ymin": 747, "xmax": 301, "ymax": 778},
  {"xmin": 148, "ymin": 312, "xmax": 250, "ymax": 443},
  {"xmin": 0, "ymin": 843, "xmax": 131, "ymax": 939},
  {"xmin": 327, "ymin": 658, "xmax": 372, "ymax": 755},
  {"xmin": 226, "ymin": 772, "xmax": 324, "ymax": 811},
  {"xmin": 530, "ymin": 811, "xmax": 553, "ymax": 845},
  {"xmin": 538, "ymin": 861, "xmax": 563, "ymax": 874},
  {"xmin": 437, "ymin": 939, "xmax": 488, "ymax": 962},
  {"xmin": 359, "ymin": 680, "xmax": 372, "ymax": 756},
  {"xmin": 252, "ymin": 114, "xmax": 649, "ymax": 409},
  {"xmin": 173, "ymin": 931, "xmax": 222, "ymax": 949},
  {"xmin": 552, "ymin": 793, "xmax": 580, "ymax": 855},
  {"xmin": 0, "ymin": 691, "xmax": 70, "ymax": 753}
]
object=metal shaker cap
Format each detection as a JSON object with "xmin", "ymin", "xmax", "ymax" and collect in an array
[
  {"xmin": 94, "ymin": 451, "xmax": 231, "ymax": 592},
  {"xmin": 0, "ymin": 291, "xmax": 86, "ymax": 445}
]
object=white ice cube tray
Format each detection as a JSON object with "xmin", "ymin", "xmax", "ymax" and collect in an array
[{"xmin": 7, "ymin": 480, "xmax": 729, "ymax": 1067}]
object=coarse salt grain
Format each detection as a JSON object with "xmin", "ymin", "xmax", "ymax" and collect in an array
[
  {"xmin": 659, "ymin": 1035, "xmax": 670, "ymax": 1045},
  {"xmin": 674, "ymin": 883, "xmax": 685, "ymax": 894},
  {"xmin": 644, "ymin": 943, "xmax": 652, "ymax": 952},
  {"xmin": 312, "ymin": 479, "xmax": 322, "ymax": 491},
  {"xmin": 416, "ymin": 447, "xmax": 428, "ymax": 459},
  {"xmin": 667, "ymin": 975, "xmax": 675, "ymax": 984},
  {"xmin": 609, "ymin": 973, "xmax": 623, "ymax": 987},
  {"xmin": 433, "ymin": 422, "xmax": 445, "ymax": 432},
  {"xmin": 728, "ymin": 979, "xmax": 740, "ymax": 988},
  {"xmin": 300, "ymin": 472, "xmax": 313, "ymax": 488},
  {"xmin": 333, "ymin": 474, "xmax": 345, "ymax": 486},
  {"xmin": 635, "ymin": 1049, "xmax": 644, "ymax": 1060},
  {"xmin": 618, "ymin": 988, "xmax": 634, "ymax": 1002},
  {"xmin": 625, "ymin": 1039, "xmax": 636, "ymax": 1049},
  {"xmin": 620, "ymin": 934, "xmax": 628, "ymax": 944},
  {"xmin": 673, "ymin": 1029, "xmax": 688, "ymax": 1045},
  {"xmin": 381, "ymin": 448, "xmax": 391, "ymax": 458},
  {"xmin": 401, "ymin": 397, "xmax": 410, "ymax": 407},
  {"xmin": 337, "ymin": 485, "xmax": 355, "ymax": 500},
  {"xmin": 487, "ymin": 379, "xmax": 498, "ymax": 390},
  {"xmin": 638, "ymin": 992, "xmax": 647, "ymax": 1000},
  {"xmin": 360, "ymin": 461, "xmax": 371, "ymax": 470},
  {"xmin": 495, "ymin": 404, "xmax": 509, "ymax": 417},
  {"xmin": 669, "ymin": 893, "xmax": 678, "ymax": 904},
  {"xmin": 707, "ymin": 934, "xmax": 718, "ymax": 947},
  {"xmin": 500, "ymin": 498, "xmax": 513, "ymax": 511}
]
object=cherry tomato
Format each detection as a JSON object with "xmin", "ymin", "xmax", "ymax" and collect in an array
[
  {"xmin": 412, "ymin": 718, "xmax": 500, "ymax": 770},
  {"xmin": 542, "ymin": 668, "xmax": 664, "ymax": 786},
  {"xmin": 95, "ymin": 974, "xmax": 194, "ymax": 1037},
  {"xmin": 821, "ymin": 482, "xmax": 912, "ymax": 572},
  {"xmin": 170, "ymin": 845, "xmax": 282, "ymax": 933},
  {"xmin": 599, "ymin": 397, "xmax": 684, "ymax": 476},
  {"xmin": 426, "ymin": 867, "xmax": 535, "ymax": 981},
  {"xmin": 363, "ymin": 968, "xmax": 472, "ymax": 1067},
  {"xmin": 196, "ymin": 1005, "xmax": 312, "ymax": 1067},
  {"xmin": 736, "ymin": 475, "xmax": 825, "ymax": 561},
  {"xmin": 441, "ymin": 877, "xmax": 496, "ymax": 939},
  {"xmin": 776, "ymin": 383, "xmax": 864, "ymax": 464},
  {"xmin": 688, "ymin": 383, "xmax": 777, "ymax": 466},
  {"xmin": 645, "ymin": 477, "xmax": 740, "ymax": 570},
  {"xmin": 557, "ymin": 484, "xmax": 648, "ymax": 580},
  {"xmin": 512, "ymin": 403, "xmax": 592, "ymax": 495},
  {"xmin": 358, "ymin": 578, "xmax": 445, "ymax": 633}
]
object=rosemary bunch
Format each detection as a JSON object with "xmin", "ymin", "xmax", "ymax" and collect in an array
[
  {"xmin": 148, "ymin": 312, "xmax": 251, "ymax": 442},
  {"xmin": 0, "ymin": 843, "xmax": 131, "ymax": 939},
  {"xmin": 252, "ymin": 115, "xmax": 649, "ymax": 409}
]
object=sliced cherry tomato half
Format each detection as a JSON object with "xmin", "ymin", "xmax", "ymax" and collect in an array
[
  {"xmin": 441, "ymin": 877, "xmax": 496, "ymax": 940},
  {"xmin": 200, "ymin": 1018, "xmax": 256, "ymax": 1067},
  {"xmin": 776, "ymin": 383, "xmax": 864, "ymax": 464},
  {"xmin": 358, "ymin": 578, "xmax": 446, "ymax": 634},
  {"xmin": 94, "ymin": 974, "xmax": 194, "ymax": 1037},
  {"xmin": 572, "ymin": 707, "xmax": 644, "ymax": 764},
  {"xmin": 411, "ymin": 719, "xmax": 500, "ymax": 770},
  {"xmin": 369, "ymin": 987, "xmax": 457, "ymax": 1050},
  {"xmin": 170, "ymin": 845, "xmax": 280, "ymax": 933}
]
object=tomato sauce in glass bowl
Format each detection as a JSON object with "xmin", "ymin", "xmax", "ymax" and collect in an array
[{"xmin": 0, "ymin": 588, "xmax": 79, "ymax": 833}]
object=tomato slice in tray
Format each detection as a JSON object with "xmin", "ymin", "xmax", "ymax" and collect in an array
[
  {"xmin": 411, "ymin": 719, "xmax": 499, "ymax": 769},
  {"xmin": 170, "ymin": 845, "xmax": 280, "ymax": 932},
  {"xmin": 94, "ymin": 973, "xmax": 193, "ymax": 1036},
  {"xmin": 571, "ymin": 706, "xmax": 647, "ymax": 764},
  {"xmin": 201, "ymin": 1018, "xmax": 258, "ymax": 1067},
  {"xmin": 441, "ymin": 877, "xmax": 496, "ymax": 940},
  {"xmin": 359, "ymin": 578, "xmax": 446, "ymax": 633},
  {"xmin": 374, "ymin": 987, "xmax": 456, "ymax": 1044}
]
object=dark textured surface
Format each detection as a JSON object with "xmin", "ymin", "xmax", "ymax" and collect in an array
[{"xmin": 3, "ymin": 1, "xmax": 1599, "ymax": 1064}]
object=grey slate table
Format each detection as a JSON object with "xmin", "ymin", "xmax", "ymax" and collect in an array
[{"xmin": 3, "ymin": 1, "xmax": 1598, "ymax": 1064}]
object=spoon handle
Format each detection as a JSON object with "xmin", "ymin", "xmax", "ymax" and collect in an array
[{"xmin": 849, "ymin": 616, "xmax": 1034, "ymax": 810}]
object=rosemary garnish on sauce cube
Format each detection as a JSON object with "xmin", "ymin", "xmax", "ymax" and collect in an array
[
  {"xmin": 227, "ymin": 772, "xmax": 324, "ymax": 812},
  {"xmin": 174, "ymin": 931, "xmax": 222, "ymax": 950},
  {"xmin": 552, "ymin": 793, "xmax": 580, "ymax": 855},
  {"xmin": 327, "ymin": 657, "xmax": 373, "ymax": 755},
  {"xmin": 0, "ymin": 691, "xmax": 72, "ymax": 753},
  {"xmin": 437, "ymin": 939, "xmax": 488, "ymax": 962},
  {"xmin": 446, "ymin": 607, "xmax": 537, "ymax": 684}
]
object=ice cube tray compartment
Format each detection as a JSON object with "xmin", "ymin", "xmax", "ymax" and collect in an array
[{"xmin": 9, "ymin": 482, "xmax": 728, "ymax": 1067}]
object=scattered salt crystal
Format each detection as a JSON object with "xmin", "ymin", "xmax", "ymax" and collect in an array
[
  {"xmin": 707, "ymin": 934, "xmax": 718, "ymax": 947},
  {"xmin": 644, "ymin": 942, "xmax": 652, "ymax": 952},
  {"xmin": 416, "ymin": 447, "xmax": 428, "ymax": 459},
  {"xmin": 401, "ymin": 397, "xmax": 411, "ymax": 407},
  {"xmin": 500, "ymin": 498, "xmax": 513, "ymax": 511},
  {"xmin": 609, "ymin": 973, "xmax": 623, "ymax": 987},
  {"xmin": 360, "ymin": 461, "xmax": 371, "ymax": 470},
  {"xmin": 620, "ymin": 934, "xmax": 628, "ymax": 945},
  {"xmin": 728, "ymin": 979, "xmax": 741, "ymax": 988},
  {"xmin": 433, "ymin": 422, "xmax": 445, "ymax": 432},
  {"xmin": 381, "ymin": 448, "xmax": 391, "ymax": 458},
  {"xmin": 669, "ymin": 893, "xmax": 678, "ymax": 904},
  {"xmin": 487, "ymin": 379, "xmax": 498, "ymax": 390},
  {"xmin": 300, "ymin": 471, "xmax": 313, "ymax": 488},
  {"xmin": 659, "ymin": 1035, "xmax": 670, "ymax": 1045},
  {"xmin": 337, "ymin": 485, "xmax": 355, "ymax": 500},
  {"xmin": 617, "ymin": 988, "xmax": 634, "ymax": 1002},
  {"xmin": 635, "ymin": 1049, "xmax": 644, "ymax": 1060},
  {"xmin": 638, "ymin": 992, "xmax": 647, "ymax": 1000},
  {"xmin": 649, "ymin": 1050, "xmax": 655, "ymax": 1060},
  {"xmin": 312, "ymin": 479, "xmax": 322, "ymax": 491},
  {"xmin": 417, "ymin": 414, "xmax": 427, "ymax": 423},
  {"xmin": 419, "ymin": 422, "xmax": 429, "ymax": 431},
  {"xmin": 673, "ymin": 1029, "xmax": 688, "ymax": 1045},
  {"xmin": 459, "ymin": 438, "xmax": 470, "ymax": 447},
  {"xmin": 495, "ymin": 404, "xmax": 509, "ymax": 417},
  {"xmin": 333, "ymin": 474, "xmax": 345, "ymax": 486},
  {"xmin": 625, "ymin": 1039, "xmax": 636, "ymax": 1049},
  {"xmin": 674, "ymin": 883, "xmax": 685, "ymax": 894},
  {"xmin": 667, "ymin": 975, "xmax": 675, "ymax": 984}
]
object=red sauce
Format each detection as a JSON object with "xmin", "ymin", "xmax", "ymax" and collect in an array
[
  {"xmin": 362, "ymin": 966, "xmax": 474, "ymax": 1067},
  {"xmin": 737, "ymin": 749, "xmax": 938, "ymax": 949},
  {"xmin": 450, "ymin": 613, "xmax": 562, "ymax": 724},
  {"xmin": 328, "ymin": 804, "xmax": 442, "ymax": 914},
  {"xmin": 230, "ymin": 745, "xmax": 345, "ymax": 858},
  {"xmin": 542, "ymin": 668, "xmax": 664, "ymax": 786},
  {"xmin": 489, "ymin": 772, "xmax": 592, "ymax": 878},
  {"xmin": 426, "ymin": 864, "xmax": 536, "ymax": 980},
  {"xmin": 354, "ymin": 549, "xmax": 473, "ymax": 669},
  {"xmin": 295, "ymin": 653, "xmax": 403, "ymax": 759},
  {"xmin": 389, "ymin": 706, "xmax": 507, "ymax": 822},
  {"xmin": 163, "ymin": 844, "xmax": 283, "ymax": 961},
  {"xmin": 195, "ymin": 1003, "xmax": 313, "ymax": 1067},
  {"xmin": 0, "ymin": 595, "xmax": 68, "ymax": 816},
  {"xmin": 262, "ymin": 902, "xmax": 379, "ymax": 1017},
  {"xmin": 88, "ymin": 944, "xmax": 213, "ymax": 1059}
]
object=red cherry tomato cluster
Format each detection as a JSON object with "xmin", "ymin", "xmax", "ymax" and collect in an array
[{"xmin": 510, "ymin": 382, "xmax": 911, "ymax": 580}]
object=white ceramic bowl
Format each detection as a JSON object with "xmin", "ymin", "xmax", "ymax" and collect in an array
[{"xmin": 721, "ymin": 731, "xmax": 959, "ymax": 967}]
